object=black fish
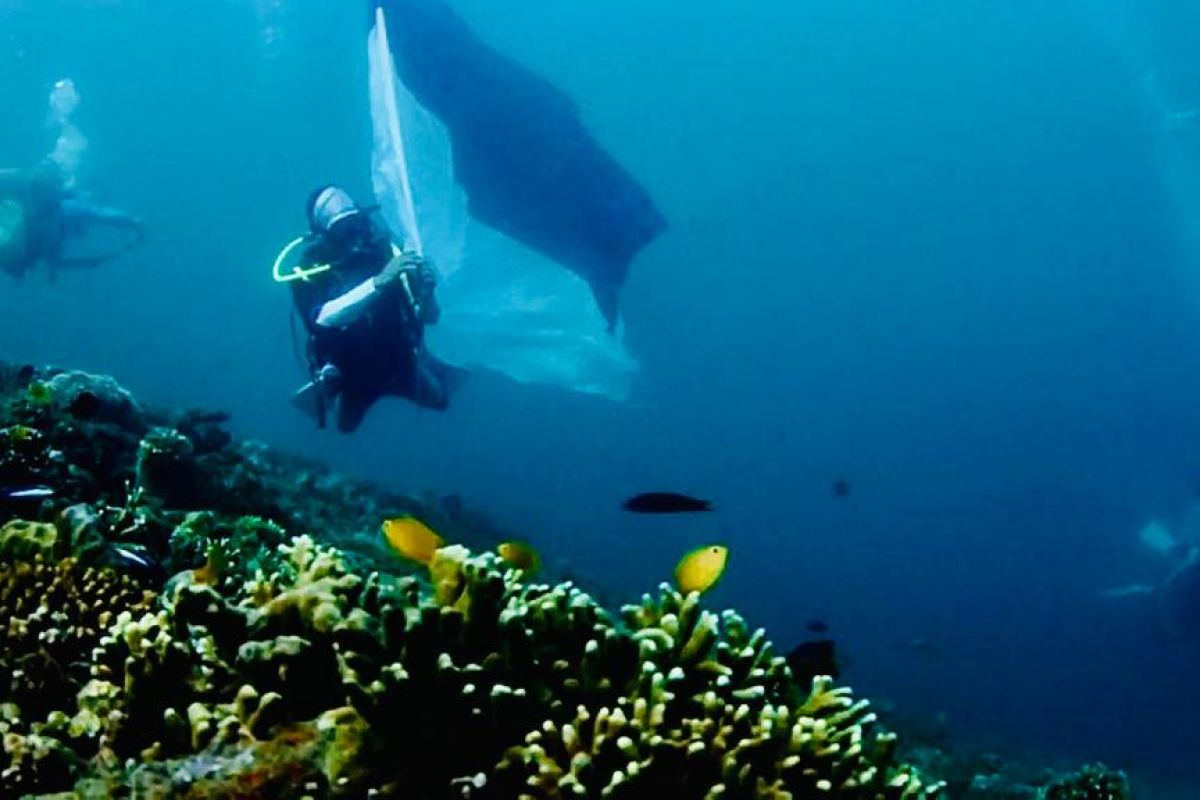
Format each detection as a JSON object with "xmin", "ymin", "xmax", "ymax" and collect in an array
[
  {"xmin": 785, "ymin": 639, "xmax": 840, "ymax": 684},
  {"xmin": 622, "ymin": 492, "xmax": 713, "ymax": 514},
  {"xmin": 806, "ymin": 619, "xmax": 829, "ymax": 634},
  {"xmin": 831, "ymin": 479, "xmax": 851, "ymax": 498}
]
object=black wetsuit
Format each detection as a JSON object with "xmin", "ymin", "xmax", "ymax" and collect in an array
[{"xmin": 291, "ymin": 219, "xmax": 448, "ymax": 433}]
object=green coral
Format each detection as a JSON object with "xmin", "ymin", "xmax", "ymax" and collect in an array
[
  {"xmin": 0, "ymin": 519, "xmax": 60, "ymax": 561},
  {"xmin": 168, "ymin": 510, "xmax": 287, "ymax": 587},
  {"xmin": 24, "ymin": 380, "xmax": 54, "ymax": 407},
  {"xmin": 0, "ymin": 424, "xmax": 49, "ymax": 476}
]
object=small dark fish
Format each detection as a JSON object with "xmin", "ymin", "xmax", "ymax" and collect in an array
[
  {"xmin": 908, "ymin": 637, "xmax": 936, "ymax": 655},
  {"xmin": 106, "ymin": 546, "xmax": 167, "ymax": 585},
  {"xmin": 785, "ymin": 638, "xmax": 840, "ymax": 684},
  {"xmin": 622, "ymin": 492, "xmax": 713, "ymax": 514},
  {"xmin": 806, "ymin": 619, "xmax": 829, "ymax": 634},
  {"xmin": 831, "ymin": 479, "xmax": 851, "ymax": 498}
]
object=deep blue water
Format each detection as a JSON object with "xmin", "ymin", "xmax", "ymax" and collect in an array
[{"xmin": 4, "ymin": 1, "xmax": 1200, "ymax": 793}]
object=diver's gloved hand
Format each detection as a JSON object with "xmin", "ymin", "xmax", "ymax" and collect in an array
[
  {"xmin": 373, "ymin": 251, "xmax": 425, "ymax": 291},
  {"xmin": 412, "ymin": 260, "xmax": 440, "ymax": 325},
  {"xmin": 413, "ymin": 259, "xmax": 437, "ymax": 290}
]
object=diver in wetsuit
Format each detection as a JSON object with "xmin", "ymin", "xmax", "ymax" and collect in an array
[
  {"xmin": 283, "ymin": 185, "xmax": 451, "ymax": 433},
  {"xmin": 0, "ymin": 161, "xmax": 144, "ymax": 279}
]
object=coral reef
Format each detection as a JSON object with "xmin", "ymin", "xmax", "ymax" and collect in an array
[
  {"xmin": 49, "ymin": 535, "xmax": 937, "ymax": 797},
  {"xmin": 0, "ymin": 364, "xmax": 477, "ymax": 560},
  {"xmin": 895, "ymin": 731, "xmax": 1135, "ymax": 800},
  {"xmin": 0, "ymin": 705, "xmax": 78, "ymax": 799},
  {"xmin": 0, "ymin": 362, "xmax": 1118, "ymax": 797},
  {"xmin": 1041, "ymin": 764, "xmax": 1130, "ymax": 800},
  {"xmin": 0, "ymin": 556, "xmax": 154, "ymax": 718}
]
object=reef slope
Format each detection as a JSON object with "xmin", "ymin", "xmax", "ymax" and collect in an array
[{"xmin": 0, "ymin": 363, "xmax": 1124, "ymax": 798}]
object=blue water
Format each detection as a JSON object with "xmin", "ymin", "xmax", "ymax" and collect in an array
[{"xmin": 3, "ymin": 1, "xmax": 1200, "ymax": 793}]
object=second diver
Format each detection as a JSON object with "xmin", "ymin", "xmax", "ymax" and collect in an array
[{"xmin": 0, "ymin": 160, "xmax": 144, "ymax": 280}]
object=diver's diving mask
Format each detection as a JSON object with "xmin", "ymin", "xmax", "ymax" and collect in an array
[{"xmin": 309, "ymin": 186, "xmax": 359, "ymax": 234}]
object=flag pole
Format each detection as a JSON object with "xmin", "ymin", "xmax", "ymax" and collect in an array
[{"xmin": 371, "ymin": 5, "xmax": 424, "ymax": 257}]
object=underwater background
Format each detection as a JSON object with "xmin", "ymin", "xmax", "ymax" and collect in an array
[{"xmin": 2, "ymin": 0, "xmax": 1200, "ymax": 794}]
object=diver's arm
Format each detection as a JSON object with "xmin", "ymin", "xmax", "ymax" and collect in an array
[
  {"xmin": 61, "ymin": 199, "xmax": 145, "ymax": 240},
  {"xmin": 314, "ymin": 253, "xmax": 429, "ymax": 328},
  {"xmin": 314, "ymin": 278, "xmax": 382, "ymax": 327}
]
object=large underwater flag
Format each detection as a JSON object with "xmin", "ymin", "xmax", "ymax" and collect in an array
[{"xmin": 366, "ymin": 0, "xmax": 665, "ymax": 400}]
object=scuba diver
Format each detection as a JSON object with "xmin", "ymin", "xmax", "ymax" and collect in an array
[
  {"xmin": 1102, "ymin": 516, "xmax": 1200, "ymax": 644},
  {"xmin": 0, "ymin": 160, "xmax": 144, "ymax": 280},
  {"xmin": 276, "ymin": 185, "xmax": 453, "ymax": 433}
]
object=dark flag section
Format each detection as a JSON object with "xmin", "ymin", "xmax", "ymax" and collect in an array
[{"xmin": 375, "ymin": 0, "xmax": 666, "ymax": 329}]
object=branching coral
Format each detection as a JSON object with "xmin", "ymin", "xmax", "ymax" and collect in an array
[
  {"xmin": 169, "ymin": 510, "xmax": 288, "ymax": 590},
  {"xmin": 332, "ymin": 549, "xmax": 939, "ymax": 798},
  {"xmin": 0, "ymin": 705, "xmax": 78, "ymax": 798},
  {"xmin": 0, "ymin": 557, "xmax": 154, "ymax": 717},
  {"xmin": 0, "ymin": 557, "xmax": 153, "ymax": 796},
  {"xmin": 12, "ymin": 535, "xmax": 941, "ymax": 798},
  {"xmin": 493, "ymin": 582, "xmax": 934, "ymax": 800}
]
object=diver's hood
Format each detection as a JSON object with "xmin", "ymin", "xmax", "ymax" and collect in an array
[{"xmin": 309, "ymin": 186, "xmax": 360, "ymax": 234}]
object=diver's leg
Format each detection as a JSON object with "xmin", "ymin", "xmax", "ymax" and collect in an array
[
  {"xmin": 335, "ymin": 387, "xmax": 379, "ymax": 433},
  {"xmin": 410, "ymin": 353, "xmax": 454, "ymax": 411}
]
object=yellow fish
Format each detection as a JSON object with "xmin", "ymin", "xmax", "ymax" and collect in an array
[
  {"xmin": 497, "ymin": 541, "xmax": 541, "ymax": 573},
  {"xmin": 382, "ymin": 516, "xmax": 445, "ymax": 565},
  {"xmin": 675, "ymin": 545, "xmax": 729, "ymax": 595}
]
